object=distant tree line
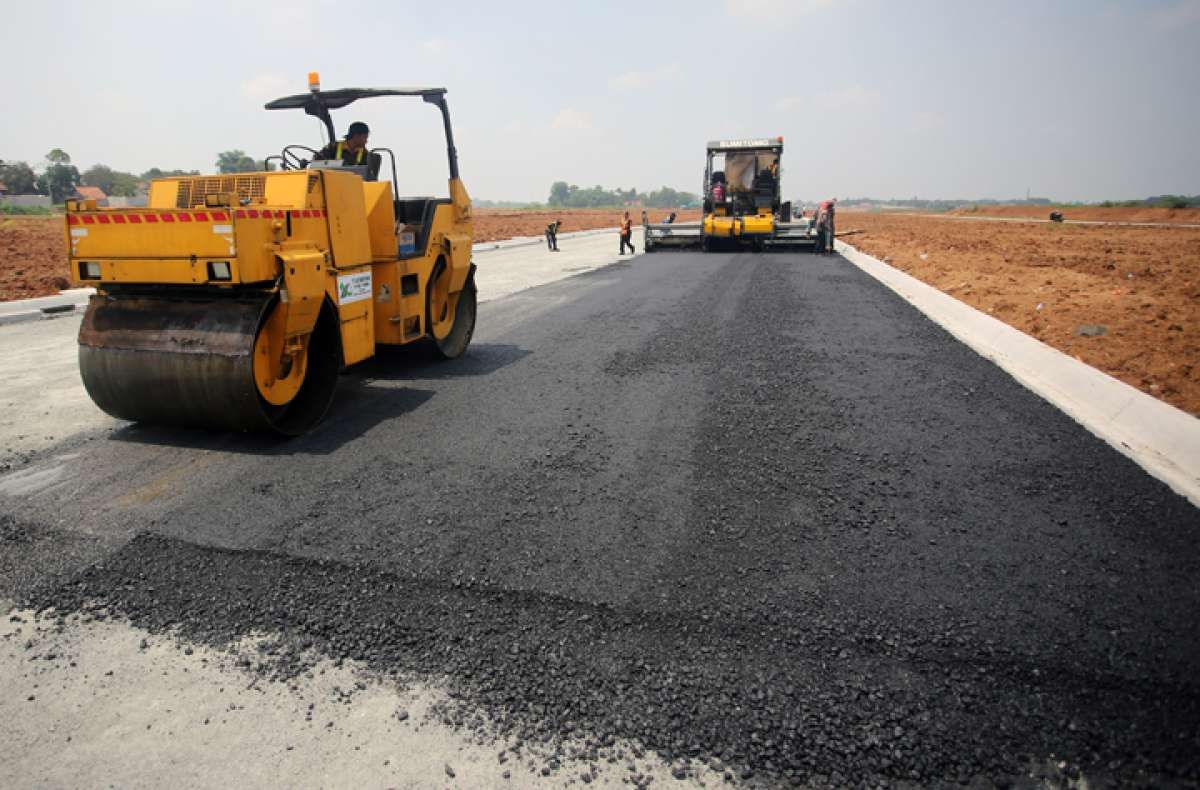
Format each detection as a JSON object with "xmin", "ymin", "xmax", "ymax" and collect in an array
[
  {"xmin": 548, "ymin": 181, "xmax": 699, "ymax": 209},
  {"xmin": 0, "ymin": 149, "xmax": 274, "ymax": 202},
  {"xmin": 1099, "ymin": 195, "xmax": 1199, "ymax": 209},
  {"xmin": 0, "ymin": 149, "xmax": 83, "ymax": 202}
]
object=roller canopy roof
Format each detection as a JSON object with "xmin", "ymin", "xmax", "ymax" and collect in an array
[{"xmin": 265, "ymin": 87, "xmax": 447, "ymax": 110}]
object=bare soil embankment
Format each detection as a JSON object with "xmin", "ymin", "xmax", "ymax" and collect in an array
[{"xmin": 0, "ymin": 217, "xmax": 69, "ymax": 301}]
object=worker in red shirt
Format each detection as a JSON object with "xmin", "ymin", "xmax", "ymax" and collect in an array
[
  {"xmin": 815, "ymin": 198, "xmax": 836, "ymax": 254},
  {"xmin": 619, "ymin": 212, "xmax": 635, "ymax": 255}
]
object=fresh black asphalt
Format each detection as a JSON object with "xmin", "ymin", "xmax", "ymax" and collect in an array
[{"xmin": 4, "ymin": 251, "xmax": 1199, "ymax": 787}]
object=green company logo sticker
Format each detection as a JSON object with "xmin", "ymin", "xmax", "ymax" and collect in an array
[{"xmin": 337, "ymin": 272, "xmax": 371, "ymax": 304}]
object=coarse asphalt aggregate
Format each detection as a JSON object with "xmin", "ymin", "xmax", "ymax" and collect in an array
[{"xmin": 4, "ymin": 249, "xmax": 1199, "ymax": 787}]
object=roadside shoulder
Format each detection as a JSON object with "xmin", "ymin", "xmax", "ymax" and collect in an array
[{"xmin": 837, "ymin": 239, "xmax": 1200, "ymax": 508}]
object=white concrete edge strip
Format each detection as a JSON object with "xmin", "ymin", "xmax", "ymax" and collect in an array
[
  {"xmin": 0, "ymin": 288, "xmax": 94, "ymax": 326},
  {"xmin": 836, "ymin": 239, "xmax": 1200, "ymax": 509}
]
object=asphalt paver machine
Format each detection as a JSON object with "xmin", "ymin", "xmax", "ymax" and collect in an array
[{"xmin": 644, "ymin": 137, "xmax": 815, "ymax": 252}]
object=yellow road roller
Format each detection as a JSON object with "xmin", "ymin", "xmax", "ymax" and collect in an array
[{"xmin": 66, "ymin": 74, "xmax": 476, "ymax": 434}]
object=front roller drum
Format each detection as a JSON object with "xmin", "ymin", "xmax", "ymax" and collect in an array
[{"xmin": 78, "ymin": 293, "xmax": 340, "ymax": 435}]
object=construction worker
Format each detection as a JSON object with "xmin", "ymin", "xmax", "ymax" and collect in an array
[
  {"xmin": 545, "ymin": 219, "xmax": 562, "ymax": 252},
  {"xmin": 826, "ymin": 198, "xmax": 837, "ymax": 252},
  {"xmin": 317, "ymin": 121, "xmax": 370, "ymax": 166},
  {"xmin": 619, "ymin": 212, "xmax": 635, "ymax": 255},
  {"xmin": 815, "ymin": 198, "xmax": 837, "ymax": 254}
]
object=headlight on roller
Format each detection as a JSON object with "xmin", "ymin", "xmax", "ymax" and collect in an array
[
  {"xmin": 80, "ymin": 262, "xmax": 101, "ymax": 280},
  {"xmin": 207, "ymin": 261, "xmax": 232, "ymax": 281}
]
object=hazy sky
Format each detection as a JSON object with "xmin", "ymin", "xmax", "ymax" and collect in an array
[{"xmin": 2, "ymin": 0, "xmax": 1197, "ymax": 202}]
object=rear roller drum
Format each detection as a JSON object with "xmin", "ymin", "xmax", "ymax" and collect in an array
[{"xmin": 426, "ymin": 260, "xmax": 477, "ymax": 360}]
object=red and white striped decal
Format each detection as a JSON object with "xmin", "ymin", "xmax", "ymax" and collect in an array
[{"xmin": 68, "ymin": 208, "xmax": 323, "ymax": 224}]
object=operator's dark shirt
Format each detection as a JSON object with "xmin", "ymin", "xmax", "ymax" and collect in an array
[{"xmin": 316, "ymin": 140, "xmax": 368, "ymax": 166}]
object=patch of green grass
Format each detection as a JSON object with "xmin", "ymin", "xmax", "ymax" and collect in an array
[{"xmin": 0, "ymin": 204, "xmax": 58, "ymax": 216}]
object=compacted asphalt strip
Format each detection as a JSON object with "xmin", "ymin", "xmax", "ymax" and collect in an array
[{"xmin": 1, "ymin": 250, "xmax": 1198, "ymax": 787}]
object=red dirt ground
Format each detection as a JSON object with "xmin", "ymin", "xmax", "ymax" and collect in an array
[
  {"xmin": 0, "ymin": 217, "xmax": 70, "ymax": 301},
  {"xmin": 841, "ymin": 210, "xmax": 1200, "ymax": 416},
  {"xmin": 946, "ymin": 205, "xmax": 1200, "ymax": 225}
]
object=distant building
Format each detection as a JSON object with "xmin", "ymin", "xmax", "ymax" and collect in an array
[
  {"xmin": 0, "ymin": 180, "xmax": 7, "ymax": 195},
  {"xmin": 0, "ymin": 194, "xmax": 53, "ymax": 208},
  {"xmin": 107, "ymin": 195, "xmax": 148, "ymax": 208},
  {"xmin": 72, "ymin": 185, "xmax": 109, "ymax": 206}
]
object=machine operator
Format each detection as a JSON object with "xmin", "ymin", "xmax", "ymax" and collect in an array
[{"xmin": 317, "ymin": 121, "xmax": 371, "ymax": 166}]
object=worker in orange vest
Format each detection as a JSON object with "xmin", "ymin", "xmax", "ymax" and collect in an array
[{"xmin": 619, "ymin": 212, "xmax": 635, "ymax": 255}]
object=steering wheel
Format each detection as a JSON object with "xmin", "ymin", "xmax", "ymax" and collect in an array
[{"xmin": 281, "ymin": 144, "xmax": 318, "ymax": 171}]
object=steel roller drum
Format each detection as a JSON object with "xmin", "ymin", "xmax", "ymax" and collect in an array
[{"xmin": 78, "ymin": 292, "xmax": 339, "ymax": 435}]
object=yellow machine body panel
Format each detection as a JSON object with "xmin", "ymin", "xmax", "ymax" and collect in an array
[
  {"xmin": 70, "ymin": 170, "xmax": 382, "ymax": 286},
  {"xmin": 703, "ymin": 211, "xmax": 775, "ymax": 238},
  {"xmin": 363, "ymin": 181, "xmax": 398, "ymax": 260},
  {"xmin": 321, "ymin": 170, "xmax": 373, "ymax": 268},
  {"xmin": 332, "ymin": 265, "xmax": 376, "ymax": 365},
  {"xmin": 66, "ymin": 205, "xmax": 308, "ymax": 285}
]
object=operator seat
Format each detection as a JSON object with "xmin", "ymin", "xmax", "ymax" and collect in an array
[
  {"xmin": 364, "ymin": 152, "xmax": 382, "ymax": 182},
  {"xmin": 752, "ymin": 169, "xmax": 775, "ymax": 209},
  {"xmin": 393, "ymin": 197, "xmax": 451, "ymax": 259}
]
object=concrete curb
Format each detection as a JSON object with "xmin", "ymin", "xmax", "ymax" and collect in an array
[
  {"xmin": 0, "ymin": 288, "xmax": 94, "ymax": 327},
  {"xmin": 836, "ymin": 239, "xmax": 1200, "ymax": 508}
]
